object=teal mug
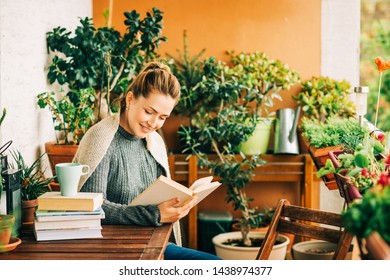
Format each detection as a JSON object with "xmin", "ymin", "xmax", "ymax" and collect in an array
[{"xmin": 55, "ymin": 163, "xmax": 90, "ymax": 196}]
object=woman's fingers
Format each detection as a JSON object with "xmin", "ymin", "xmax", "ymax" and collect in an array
[{"xmin": 158, "ymin": 196, "xmax": 198, "ymax": 223}]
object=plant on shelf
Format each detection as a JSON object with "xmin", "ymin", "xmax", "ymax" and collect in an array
[
  {"xmin": 37, "ymin": 88, "xmax": 95, "ymax": 145},
  {"xmin": 228, "ymin": 51, "xmax": 301, "ymax": 119},
  {"xmin": 44, "ymin": 7, "xmax": 167, "ymax": 133},
  {"xmin": 317, "ymin": 132, "xmax": 387, "ymax": 202},
  {"xmin": 341, "ymin": 165, "xmax": 390, "ymax": 258},
  {"xmin": 227, "ymin": 51, "xmax": 301, "ymax": 155},
  {"xmin": 301, "ymin": 116, "xmax": 371, "ymax": 190},
  {"xmin": 40, "ymin": 7, "xmax": 167, "ymax": 174},
  {"xmin": 8, "ymin": 150, "xmax": 54, "ymax": 226},
  {"xmin": 301, "ymin": 116, "xmax": 370, "ymax": 151},
  {"xmin": 293, "ymin": 76, "xmax": 356, "ymax": 121}
]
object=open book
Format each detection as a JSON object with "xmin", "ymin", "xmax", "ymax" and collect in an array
[{"xmin": 130, "ymin": 175, "xmax": 221, "ymax": 207}]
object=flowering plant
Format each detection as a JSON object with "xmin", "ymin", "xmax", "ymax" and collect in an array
[
  {"xmin": 318, "ymin": 132, "xmax": 387, "ymax": 195},
  {"xmin": 342, "ymin": 167, "xmax": 390, "ymax": 244}
]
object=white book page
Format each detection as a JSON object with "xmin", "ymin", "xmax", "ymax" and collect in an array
[{"xmin": 189, "ymin": 176, "xmax": 214, "ymax": 191}]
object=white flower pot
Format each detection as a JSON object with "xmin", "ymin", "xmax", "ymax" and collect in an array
[
  {"xmin": 292, "ymin": 240, "xmax": 353, "ymax": 260},
  {"xmin": 212, "ymin": 231, "xmax": 289, "ymax": 260}
]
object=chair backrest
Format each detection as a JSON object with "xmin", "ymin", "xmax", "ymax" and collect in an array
[{"xmin": 256, "ymin": 199, "xmax": 353, "ymax": 260}]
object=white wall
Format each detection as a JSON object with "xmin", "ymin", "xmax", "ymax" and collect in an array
[
  {"xmin": 0, "ymin": 0, "xmax": 92, "ymax": 176},
  {"xmin": 320, "ymin": 0, "xmax": 361, "ymax": 213}
]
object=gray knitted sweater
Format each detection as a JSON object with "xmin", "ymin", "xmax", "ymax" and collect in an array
[
  {"xmin": 73, "ymin": 114, "xmax": 182, "ymax": 246},
  {"xmin": 81, "ymin": 126, "xmax": 166, "ymax": 226}
]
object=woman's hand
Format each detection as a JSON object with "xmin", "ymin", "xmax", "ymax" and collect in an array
[{"xmin": 158, "ymin": 196, "xmax": 198, "ymax": 223}]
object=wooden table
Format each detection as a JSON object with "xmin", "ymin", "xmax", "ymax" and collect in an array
[{"xmin": 0, "ymin": 224, "xmax": 172, "ymax": 260}]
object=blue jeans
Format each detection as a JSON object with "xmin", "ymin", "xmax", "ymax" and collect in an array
[{"xmin": 164, "ymin": 244, "xmax": 222, "ymax": 260}]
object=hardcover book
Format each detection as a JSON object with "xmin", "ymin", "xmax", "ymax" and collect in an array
[
  {"xmin": 37, "ymin": 192, "xmax": 103, "ymax": 211},
  {"xmin": 35, "ymin": 208, "xmax": 105, "ymax": 221},
  {"xmin": 34, "ymin": 227, "xmax": 103, "ymax": 241},
  {"xmin": 130, "ymin": 175, "xmax": 221, "ymax": 207},
  {"xmin": 34, "ymin": 218, "xmax": 102, "ymax": 231}
]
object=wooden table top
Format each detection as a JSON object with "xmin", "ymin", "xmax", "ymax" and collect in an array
[{"xmin": 0, "ymin": 224, "xmax": 172, "ymax": 260}]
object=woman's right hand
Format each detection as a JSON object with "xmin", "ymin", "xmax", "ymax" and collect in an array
[{"xmin": 158, "ymin": 196, "xmax": 198, "ymax": 223}]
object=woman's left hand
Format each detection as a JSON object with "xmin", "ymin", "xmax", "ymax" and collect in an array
[{"xmin": 158, "ymin": 196, "xmax": 198, "ymax": 223}]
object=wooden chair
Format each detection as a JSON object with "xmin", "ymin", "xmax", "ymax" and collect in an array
[{"xmin": 256, "ymin": 199, "xmax": 353, "ymax": 260}]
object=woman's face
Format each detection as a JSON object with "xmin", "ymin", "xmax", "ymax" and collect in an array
[{"xmin": 120, "ymin": 91, "xmax": 176, "ymax": 138}]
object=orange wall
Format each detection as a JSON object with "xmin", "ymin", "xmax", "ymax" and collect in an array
[{"xmin": 93, "ymin": 0, "xmax": 321, "ymax": 83}]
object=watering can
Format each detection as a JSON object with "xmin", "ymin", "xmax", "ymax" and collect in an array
[{"xmin": 273, "ymin": 107, "xmax": 301, "ymax": 154}]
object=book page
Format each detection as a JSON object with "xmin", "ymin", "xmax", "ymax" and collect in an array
[
  {"xmin": 189, "ymin": 176, "xmax": 214, "ymax": 191},
  {"xmin": 130, "ymin": 175, "xmax": 193, "ymax": 207},
  {"xmin": 192, "ymin": 181, "xmax": 221, "ymax": 205}
]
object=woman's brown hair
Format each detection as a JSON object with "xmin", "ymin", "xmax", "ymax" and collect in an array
[{"xmin": 118, "ymin": 61, "xmax": 180, "ymax": 112}]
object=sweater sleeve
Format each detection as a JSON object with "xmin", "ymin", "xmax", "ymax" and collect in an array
[{"xmin": 81, "ymin": 154, "xmax": 163, "ymax": 227}]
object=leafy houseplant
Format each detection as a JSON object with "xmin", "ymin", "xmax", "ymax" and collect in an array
[
  {"xmin": 40, "ymin": 7, "xmax": 167, "ymax": 173},
  {"xmin": 301, "ymin": 116, "xmax": 370, "ymax": 151},
  {"xmin": 45, "ymin": 8, "xmax": 167, "ymax": 125},
  {"xmin": 166, "ymin": 30, "xmax": 207, "ymax": 121},
  {"xmin": 227, "ymin": 51, "xmax": 301, "ymax": 155},
  {"xmin": 228, "ymin": 51, "xmax": 301, "ymax": 119},
  {"xmin": 8, "ymin": 150, "xmax": 54, "ymax": 226},
  {"xmin": 342, "ymin": 166, "xmax": 390, "ymax": 258},
  {"xmin": 37, "ymin": 88, "xmax": 95, "ymax": 145},
  {"xmin": 293, "ymin": 76, "xmax": 356, "ymax": 121},
  {"xmin": 9, "ymin": 150, "xmax": 53, "ymax": 201},
  {"xmin": 179, "ymin": 58, "xmax": 267, "ymax": 247},
  {"xmin": 301, "ymin": 116, "xmax": 370, "ymax": 190},
  {"xmin": 318, "ymin": 133, "xmax": 386, "ymax": 202}
]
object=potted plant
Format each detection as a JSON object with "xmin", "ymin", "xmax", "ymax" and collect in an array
[
  {"xmin": 301, "ymin": 116, "xmax": 369, "ymax": 190},
  {"xmin": 318, "ymin": 132, "xmax": 386, "ymax": 203},
  {"xmin": 37, "ymin": 88, "xmax": 95, "ymax": 174},
  {"xmin": 293, "ymin": 76, "xmax": 356, "ymax": 153},
  {"xmin": 0, "ymin": 214, "xmax": 14, "ymax": 248},
  {"xmin": 342, "ymin": 165, "xmax": 390, "ymax": 259},
  {"xmin": 227, "ymin": 51, "xmax": 301, "ymax": 155},
  {"xmin": 8, "ymin": 150, "xmax": 54, "ymax": 230},
  {"xmin": 39, "ymin": 7, "xmax": 167, "ymax": 172},
  {"xmin": 44, "ymin": 8, "xmax": 167, "ymax": 123},
  {"xmin": 179, "ymin": 59, "xmax": 290, "ymax": 259},
  {"xmin": 293, "ymin": 76, "xmax": 356, "ymax": 122}
]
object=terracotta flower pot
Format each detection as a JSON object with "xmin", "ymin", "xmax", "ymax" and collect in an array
[
  {"xmin": 0, "ymin": 215, "xmax": 15, "ymax": 246},
  {"xmin": 329, "ymin": 150, "xmax": 362, "ymax": 204},
  {"xmin": 22, "ymin": 199, "xmax": 38, "ymax": 226},
  {"xmin": 45, "ymin": 141, "xmax": 78, "ymax": 175},
  {"xmin": 309, "ymin": 145, "xmax": 343, "ymax": 190}
]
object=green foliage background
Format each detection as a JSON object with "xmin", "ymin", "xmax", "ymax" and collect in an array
[{"xmin": 361, "ymin": 0, "xmax": 390, "ymax": 131}]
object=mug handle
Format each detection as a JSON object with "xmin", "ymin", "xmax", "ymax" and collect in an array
[{"xmin": 81, "ymin": 165, "xmax": 90, "ymax": 175}]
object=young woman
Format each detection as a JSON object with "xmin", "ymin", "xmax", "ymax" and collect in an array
[{"xmin": 73, "ymin": 61, "xmax": 221, "ymax": 260}]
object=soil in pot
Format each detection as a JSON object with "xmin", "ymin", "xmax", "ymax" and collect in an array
[{"xmin": 223, "ymin": 237, "xmax": 283, "ymax": 247}]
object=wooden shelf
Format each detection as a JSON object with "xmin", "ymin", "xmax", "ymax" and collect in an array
[{"xmin": 168, "ymin": 154, "xmax": 317, "ymax": 249}]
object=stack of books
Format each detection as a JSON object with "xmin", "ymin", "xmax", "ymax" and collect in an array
[{"xmin": 34, "ymin": 192, "xmax": 105, "ymax": 241}]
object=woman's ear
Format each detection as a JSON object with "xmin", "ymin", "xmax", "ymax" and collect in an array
[{"xmin": 126, "ymin": 91, "xmax": 134, "ymax": 105}]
